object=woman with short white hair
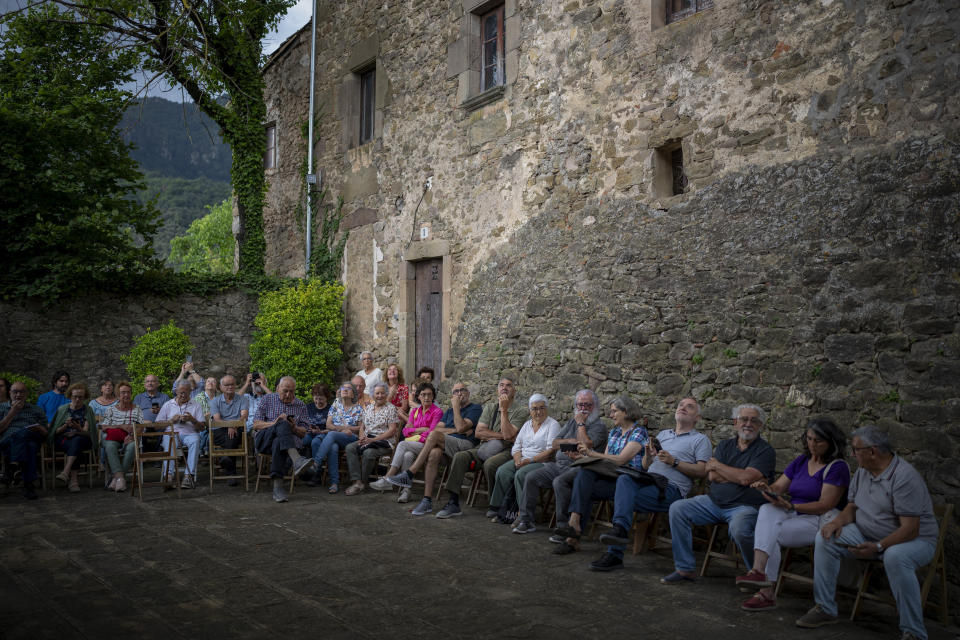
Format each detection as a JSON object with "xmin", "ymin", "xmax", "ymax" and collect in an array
[{"xmin": 489, "ymin": 393, "xmax": 561, "ymax": 530}]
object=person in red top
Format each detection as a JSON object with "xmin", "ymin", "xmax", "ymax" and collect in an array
[{"xmin": 386, "ymin": 364, "xmax": 409, "ymax": 423}]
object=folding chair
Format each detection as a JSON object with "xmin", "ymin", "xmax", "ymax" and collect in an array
[
  {"xmin": 254, "ymin": 453, "xmax": 296, "ymax": 494},
  {"xmin": 699, "ymin": 522, "xmax": 743, "ymax": 576},
  {"xmin": 774, "ymin": 545, "xmax": 815, "ymax": 597},
  {"xmin": 466, "ymin": 464, "xmax": 489, "ymax": 507},
  {"xmin": 207, "ymin": 418, "xmax": 249, "ymax": 491},
  {"xmin": 41, "ymin": 441, "xmax": 98, "ymax": 489},
  {"xmin": 850, "ymin": 503, "xmax": 952, "ymax": 625},
  {"xmin": 130, "ymin": 421, "xmax": 181, "ymax": 500}
]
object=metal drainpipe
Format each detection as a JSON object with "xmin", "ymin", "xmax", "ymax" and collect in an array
[{"xmin": 305, "ymin": 0, "xmax": 319, "ymax": 276}]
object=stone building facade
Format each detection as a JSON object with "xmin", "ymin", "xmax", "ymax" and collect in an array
[{"xmin": 262, "ymin": 0, "xmax": 959, "ymax": 606}]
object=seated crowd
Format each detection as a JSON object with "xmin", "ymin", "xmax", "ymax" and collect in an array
[{"xmin": 0, "ymin": 355, "xmax": 943, "ymax": 640}]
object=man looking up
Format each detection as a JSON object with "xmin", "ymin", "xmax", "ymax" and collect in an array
[{"xmin": 660, "ymin": 404, "xmax": 775, "ymax": 583}]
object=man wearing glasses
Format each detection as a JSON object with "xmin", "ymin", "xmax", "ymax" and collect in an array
[
  {"xmin": 659, "ymin": 403, "xmax": 775, "ymax": 584},
  {"xmin": 514, "ymin": 390, "xmax": 607, "ymax": 535},
  {"xmin": 380, "ymin": 382, "xmax": 482, "ymax": 516},
  {"xmin": 0, "ymin": 382, "xmax": 48, "ymax": 499},
  {"xmin": 209, "ymin": 375, "xmax": 250, "ymax": 486},
  {"xmin": 796, "ymin": 425, "xmax": 937, "ymax": 639}
]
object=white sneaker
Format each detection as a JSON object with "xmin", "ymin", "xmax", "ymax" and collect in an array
[
  {"xmin": 397, "ymin": 487, "xmax": 411, "ymax": 503},
  {"xmin": 370, "ymin": 477, "xmax": 393, "ymax": 491}
]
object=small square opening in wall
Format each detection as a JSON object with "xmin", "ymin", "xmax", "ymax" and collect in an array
[{"xmin": 653, "ymin": 140, "xmax": 687, "ymax": 198}]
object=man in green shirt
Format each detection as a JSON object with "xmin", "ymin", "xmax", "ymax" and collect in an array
[{"xmin": 434, "ymin": 377, "xmax": 526, "ymax": 518}]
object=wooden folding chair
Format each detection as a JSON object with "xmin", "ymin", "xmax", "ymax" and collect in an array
[
  {"xmin": 207, "ymin": 418, "xmax": 249, "ymax": 491},
  {"xmin": 254, "ymin": 453, "xmax": 296, "ymax": 494},
  {"xmin": 699, "ymin": 522, "xmax": 743, "ymax": 576},
  {"xmin": 130, "ymin": 421, "xmax": 181, "ymax": 500},
  {"xmin": 42, "ymin": 442, "xmax": 98, "ymax": 490},
  {"xmin": 774, "ymin": 545, "xmax": 815, "ymax": 597},
  {"xmin": 850, "ymin": 503, "xmax": 953, "ymax": 626},
  {"xmin": 466, "ymin": 464, "xmax": 489, "ymax": 507}
]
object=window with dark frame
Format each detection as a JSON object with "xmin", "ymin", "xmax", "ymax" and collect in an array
[
  {"xmin": 671, "ymin": 147, "xmax": 687, "ymax": 195},
  {"xmin": 264, "ymin": 124, "xmax": 277, "ymax": 170},
  {"xmin": 358, "ymin": 67, "xmax": 376, "ymax": 146},
  {"xmin": 666, "ymin": 0, "xmax": 714, "ymax": 24},
  {"xmin": 480, "ymin": 5, "xmax": 505, "ymax": 92}
]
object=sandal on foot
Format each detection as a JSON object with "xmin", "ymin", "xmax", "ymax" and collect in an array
[
  {"xmin": 328, "ymin": 484, "xmax": 339, "ymax": 494},
  {"xmin": 56, "ymin": 471, "xmax": 70, "ymax": 484}
]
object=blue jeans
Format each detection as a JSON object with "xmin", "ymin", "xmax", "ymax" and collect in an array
[
  {"xmin": 814, "ymin": 524, "xmax": 935, "ymax": 639},
  {"xmin": 668, "ymin": 494, "xmax": 759, "ymax": 573},
  {"xmin": 568, "ymin": 468, "xmax": 618, "ymax": 528},
  {"xmin": 0, "ymin": 428, "xmax": 43, "ymax": 484},
  {"xmin": 312, "ymin": 431, "xmax": 356, "ymax": 485},
  {"xmin": 606, "ymin": 474, "xmax": 683, "ymax": 558}
]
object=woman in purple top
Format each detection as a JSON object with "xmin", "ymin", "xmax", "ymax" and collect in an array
[{"xmin": 737, "ymin": 418, "xmax": 850, "ymax": 611}]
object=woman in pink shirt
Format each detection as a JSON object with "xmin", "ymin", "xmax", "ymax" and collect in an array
[{"xmin": 370, "ymin": 382, "xmax": 441, "ymax": 503}]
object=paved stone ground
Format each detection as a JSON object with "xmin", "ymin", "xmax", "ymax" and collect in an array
[{"xmin": 1, "ymin": 475, "xmax": 957, "ymax": 640}]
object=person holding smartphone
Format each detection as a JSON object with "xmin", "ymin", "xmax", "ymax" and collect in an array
[
  {"xmin": 0, "ymin": 381, "xmax": 48, "ymax": 500},
  {"xmin": 738, "ymin": 418, "xmax": 850, "ymax": 611},
  {"xmin": 49, "ymin": 382, "xmax": 97, "ymax": 492}
]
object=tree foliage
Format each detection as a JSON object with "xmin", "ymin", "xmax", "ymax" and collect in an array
[
  {"xmin": 0, "ymin": 5, "xmax": 162, "ymax": 300},
  {"xmin": 37, "ymin": 0, "xmax": 297, "ymax": 277},
  {"xmin": 121, "ymin": 320, "xmax": 194, "ymax": 396},
  {"xmin": 168, "ymin": 199, "xmax": 234, "ymax": 274},
  {"xmin": 0, "ymin": 373, "xmax": 42, "ymax": 404},
  {"xmin": 249, "ymin": 280, "xmax": 344, "ymax": 399}
]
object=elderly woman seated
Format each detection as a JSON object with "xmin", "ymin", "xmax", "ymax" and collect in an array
[
  {"xmin": 344, "ymin": 382, "xmax": 399, "ymax": 495},
  {"xmin": 99, "ymin": 381, "xmax": 144, "ymax": 493},
  {"xmin": 49, "ymin": 383, "xmax": 98, "ymax": 492},
  {"xmin": 487, "ymin": 393, "xmax": 561, "ymax": 528},
  {"xmin": 309, "ymin": 381, "xmax": 364, "ymax": 493},
  {"xmin": 737, "ymin": 417, "xmax": 850, "ymax": 611},
  {"xmin": 378, "ymin": 382, "xmax": 443, "ymax": 504}
]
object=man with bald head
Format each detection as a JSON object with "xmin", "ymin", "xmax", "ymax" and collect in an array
[
  {"xmin": 0, "ymin": 382, "xmax": 48, "ymax": 499},
  {"xmin": 351, "ymin": 375, "xmax": 372, "ymax": 407},
  {"xmin": 210, "ymin": 375, "xmax": 250, "ymax": 486},
  {"xmin": 253, "ymin": 376, "xmax": 314, "ymax": 502}
]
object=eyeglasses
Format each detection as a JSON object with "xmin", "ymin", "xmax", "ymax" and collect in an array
[
  {"xmin": 576, "ymin": 403, "xmax": 594, "ymax": 409},
  {"xmin": 530, "ymin": 406, "xmax": 547, "ymax": 412},
  {"xmin": 452, "ymin": 389, "xmax": 467, "ymax": 394},
  {"xmin": 852, "ymin": 445, "xmax": 875, "ymax": 453}
]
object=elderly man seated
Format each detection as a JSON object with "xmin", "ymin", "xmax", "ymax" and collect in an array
[
  {"xmin": 374, "ymin": 381, "xmax": 483, "ymax": 514},
  {"xmin": 514, "ymin": 389, "xmax": 607, "ymax": 534},
  {"xmin": 659, "ymin": 403, "xmax": 775, "ymax": 582},
  {"xmin": 252, "ymin": 376, "xmax": 314, "ymax": 503},
  {"xmin": 796, "ymin": 425, "xmax": 939, "ymax": 640},
  {"xmin": 156, "ymin": 380, "xmax": 207, "ymax": 489},
  {"xmin": 209, "ymin": 374, "xmax": 250, "ymax": 486},
  {"xmin": 0, "ymin": 382, "xmax": 48, "ymax": 500},
  {"xmin": 592, "ymin": 397, "xmax": 711, "ymax": 569}
]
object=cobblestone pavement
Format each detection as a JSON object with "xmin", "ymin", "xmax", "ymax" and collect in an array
[{"xmin": 1, "ymin": 477, "xmax": 956, "ymax": 640}]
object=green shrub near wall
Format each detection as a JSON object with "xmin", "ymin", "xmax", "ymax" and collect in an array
[
  {"xmin": 249, "ymin": 279, "xmax": 343, "ymax": 399},
  {"xmin": 121, "ymin": 320, "xmax": 194, "ymax": 395},
  {"xmin": 0, "ymin": 372, "xmax": 41, "ymax": 404}
]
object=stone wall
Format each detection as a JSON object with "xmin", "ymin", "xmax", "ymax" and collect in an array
[
  {"xmin": 0, "ymin": 290, "xmax": 260, "ymax": 392},
  {"xmin": 262, "ymin": 0, "xmax": 960, "ymax": 616}
]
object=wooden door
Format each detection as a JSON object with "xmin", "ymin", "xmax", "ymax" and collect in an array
[{"xmin": 415, "ymin": 258, "xmax": 443, "ymax": 377}]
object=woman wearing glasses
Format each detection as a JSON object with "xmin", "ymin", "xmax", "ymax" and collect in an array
[{"xmin": 737, "ymin": 417, "xmax": 849, "ymax": 611}]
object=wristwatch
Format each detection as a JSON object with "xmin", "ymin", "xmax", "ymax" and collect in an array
[
  {"xmin": 671, "ymin": 458, "xmax": 679, "ymax": 468},
  {"xmin": 875, "ymin": 542, "xmax": 884, "ymax": 554}
]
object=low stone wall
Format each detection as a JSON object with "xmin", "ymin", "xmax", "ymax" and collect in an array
[{"xmin": 0, "ymin": 290, "xmax": 260, "ymax": 391}]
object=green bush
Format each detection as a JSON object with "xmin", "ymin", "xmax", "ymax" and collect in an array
[
  {"xmin": 121, "ymin": 320, "xmax": 194, "ymax": 395},
  {"xmin": 249, "ymin": 279, "xmax": 344, "ymax": 399},
  {"xmin": 0, "ymin": 372, "xmax": 42, "ymax": 404}
]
